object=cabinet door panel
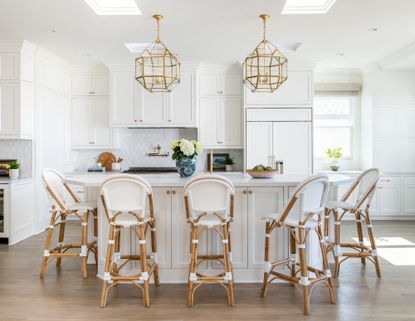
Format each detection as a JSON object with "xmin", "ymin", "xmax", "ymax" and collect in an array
[
  {"xmin": 211, "ymin": 188, "xmax": 247, "ymax": 268},
  {"xmin": 248, "ymin": 187, "xmax": 284, "ymax": 269},
  {"xmin": 378, "ymin": 185, "xmax": 401, "ymax": 214},
  {"xmin": 110, "ymin": 71, "xmax": 137, "ymax": 126},
  {"xmin": 93, "ymin": 99, "xmax": 112, "ymax": 146},
  {"xmin": 0, "ymin": 83, "xmax": 18, "ymax": 135},
  {"xmin": 71, "ymin": 99, "xmax": 93, "ymax": 146},
  {"xmin": 221, "ymin": 97, "xmax": 242, "ymax": 147},
  {"xmin": 199, "ymin": 97, "xmax": 220, "ymax": 147},
  {"xmin": 403, "ymin": 185, "xmax": 415, "ymax": 214},
  {"xmin": 149, "ymin": 188, "xmax": 172, "ymax": 268},
  {"xmin": 71, "ymin": 75, "xmax": 92, "ymax": 95},
  {"xmin": 93, "ymin": 75, "xmax": 109, "ymax": 95},
  {"xmin": 199, "ymin": 73, "xmax": 220, "ymax": 96},
  {"xmin": 222, "ymin": 74, "xmax": 241, "ymax": 96},
  {"xmin": 273, "ymin": 122, "xmax": 312, "ymax": 175},
  {"xmin": 246, "ymin": 122, "xmax": 273, "ymax": 169},
  {"xmin": 140, "ymin": 90, "xmax": 166, "ymax": 124},
  {"xmin": 168, "ymin": 71, "xmax": 195, "ymax": 125}
]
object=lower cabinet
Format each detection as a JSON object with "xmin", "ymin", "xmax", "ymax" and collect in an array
[{"xmin": 403, "ymin": 177, "xmax": 415, "ymax": 214}]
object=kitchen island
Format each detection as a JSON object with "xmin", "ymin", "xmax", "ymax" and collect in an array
[{"xmin": 66, "ymin": 172, "xmax": 353, "ymax": 282}]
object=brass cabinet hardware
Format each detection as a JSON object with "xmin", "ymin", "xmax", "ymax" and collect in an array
[
  {"xmin": 243, "ymin": 190, "xmax": 247, "ymax": 194},
  {"xmin": 140, "ymin": 120, "xmax": 143, "ymax": 122},
  {"xmin": 89, "ymin": 91, "xmax": 95, "ymax": 94},
  {"xmin": 166, "ymin": 190, "xmax": 171, "ymax": 194},
  {"xmin": 172, "ymin": 190, "xmax": 176, "ymax": 195},
  {"xmin": 147, "ymin": 144, "xmax": 169, "ymax": 157},
  {"xmin": 248, "ymin": 190, "xmax": 252, "ymax": 194}
]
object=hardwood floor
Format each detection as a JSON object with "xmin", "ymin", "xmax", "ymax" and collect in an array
[{"xmin": 1, "ymin": 221, "xmax": 414, "ymax": 320}]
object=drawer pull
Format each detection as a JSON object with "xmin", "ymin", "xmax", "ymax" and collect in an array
[
  {"xmin": 172, "ymin": 190, "xmax": 176, "ymax": 195},
  {"xmin": 166, "ymin": 190, "xmax": 171, "ymax": 195}
]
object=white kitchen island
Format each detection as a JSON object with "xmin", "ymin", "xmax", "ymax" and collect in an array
[{"xmin": 66, "ymin": 172, "xmax": 353, "ymax": 283}]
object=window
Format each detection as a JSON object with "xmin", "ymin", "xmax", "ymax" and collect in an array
[{"xmin": 314, "ymin": 96, "xmax": 356, "ymax": 158}]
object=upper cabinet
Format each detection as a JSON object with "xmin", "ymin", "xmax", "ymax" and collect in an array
[
  {"xmin": 198, "ymin": 67, "xmax": 243, "ymax": 148},
  {"xmin": 244, "ymin": 70, "xmax": 313, "ymax": 107},
  {"xmin": 0, "ymin": 41, "xmax": 35, "ymax": 139},
  {"xmin": 71, "ymin": 65, "xmax": 109, "ymax": 96},
  {"xmin": 108, "ymin": 63, "xmax": 197, "ymax": 128}
]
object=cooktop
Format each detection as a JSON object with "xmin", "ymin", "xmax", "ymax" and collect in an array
[{"xmin": 123, "ymin": 167, "xmax": 177, "ymax": 174}]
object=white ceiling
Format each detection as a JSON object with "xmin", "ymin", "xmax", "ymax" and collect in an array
[{"xmin": 1, "ymin": 0, "xmax": 415, "ymax": 69}]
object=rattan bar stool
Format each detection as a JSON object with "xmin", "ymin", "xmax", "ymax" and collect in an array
[
  {"xmin": 184, "ymin": 174, "xmax": 235, "ymax": 307},
  {"xmin": 99, "ymin": 174, "xmax": 159, "ymax": 308},
  {"xmin": 40, "ymin": 168, "xmax": 97, "ymax": 279},
  {"xmin": 260, "ymin": 175, "xmax": 335, "ymax": 315},
  {"xmin": 324, "ymin": 168, "xmax": 381, "ymax": 278}
]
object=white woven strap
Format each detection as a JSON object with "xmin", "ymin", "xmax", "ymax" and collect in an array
[
  {"xmin": 325, "ymin": 269, "xmax": 332, "ymax": 278},
  {"xmin": 371, "ymin": 249, "xmax": 378, "ymax": 257},
  {"xmin": 108, "ymin": 239, "xmax": 115, "ymax": 245},
  {"xmin": 334, "ymin": 221, "xmax": 341, "ymax": 225},
  {"xmin": 229, "ymin": 251, "xmax": 233, "ymax": 262},
  {"xmin": 151, "ymin": 228, "xmax": 157, "ymax": 232},
  {"xmin": 192, "ymin": 239, "xmax": 199, "ymax": 244},
  {"xmin": 299, "ymin": 277, "xmax": 311, "ymax": 286},
  {"xmin": 297, "ymin": 244, "xmax": 306, "ymax": 249},
  {"xmin": 103, "ymin": 272, "xmax": 111, "ymax": 281},
  {"xmin": 139, "ymin": 272, "xmax": 149, "ymax": 281},
  {"xmin": 151, "ymin": 252, "xmax": 159, "ymax": 264},
  {"xmin": 189, "ymin": 272, "xmax": 197, "ymax": 282},
  {"xmin": 264, "ymin": 261, "xmax": 272, "ymax": 273},
  {"xmin": 224, "ymin": 272, "xmax": 233, "ymax": 282},
  {"xmin": 81, "ymin": 222, "xmax": 88, "ymax": 226},
  {"xmin": 43, "ymin": 250, "xmax": 50, "ymax": 257},
  {"xmin": 49, "ymin": 225, "xmax": 54, "ymax": 229},
  {"xmin": 80, "ymin": 245, "xmax": 88, "ymax": 257},
  {"xmin": 367, "ymin": 224, "xmax": 373, "ymax": 228},
  {"xmin": 291, "ymin": 254, "xmax": 296, "ymax": 262},
  {"xmin": 113, "ymin": 252, "xmax": 121, "ymax": 263},
  {"xmin": 265, "ymin": 233, "xmax": 271, "ymax": 238},
  {"xmin": 138, "ymin": 240, "xmax": 146, "ymax": 245},
  {"xmin": 334, "ymin": 245, "xmax": 342, "ymax": 256},
  {"xmin": 222, "ymin": 239, "xmax": 229, "ymax": 244}
]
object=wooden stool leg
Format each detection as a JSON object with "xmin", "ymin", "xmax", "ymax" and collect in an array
[
  {"xmin": 100, "ymin": 224, "xmax": 115, "ymax": 308},
  {"xmin": 138, "ymin": 224, "xmax": 150, "ymax": 307},
  {"xmin": 355, "ymin": 211, "xmax": 366, "ymax": 265},
  {"xmin": 290, "ymin": 228, "xmax": 297, "ymax": 280},
  {"xmin": 298, "ymin": 226, "xmax": 311, "ymax": 315},
  {"xmin": 333, "ymin": 210, "xmax": 341, "ymax": 277},
  {"xmin": 222, "ymin": 224, "xmax": 234, "ymax": 306},
  {"xmin": 260, "ymin": 220, "xmax": 271, "ymax": 298},
  {"xmin": 324, "ymin": 208, "xmax": 330, "ymax": 241},
  {"xmin": 40, "ymin": 209, "xmax": 57, "ymax": 278},
  {"xmin": 365, "ymin": 212, "xmax": 382, "ymax": 278},
  {"xmin": 80, "ymin": 211, "xmax": 89, "ymax": 279},
  {"xmin": 56, "ymin": 213, "xmax": 66, "ymax": 267},
  {"xmin": 150, "ymin": 221, "xmax": 160, "ymax": 286},
  {"xmin": 317, "ymin": 225, "xmax": 336, "ymax": 304},
  {"xmin": 188, "ymin": 224, "xmax": 199, "ymax": 307}
]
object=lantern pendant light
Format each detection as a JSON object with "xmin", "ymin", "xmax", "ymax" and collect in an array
[
  {"xmin": 243, "ymin": 14, "xmax": 288, "ymax": 93},
  {"xmin": 135, "ymin": 14, "xmax": 180, "ymax": 92}
]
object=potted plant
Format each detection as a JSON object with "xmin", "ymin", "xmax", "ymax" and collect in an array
[
  {"xmin": 171, "ymin": 139, "xmax": 203, "ymax": 177},
  {"xmin": 8, "ymin": 161, "xmax": 20, "ymax": 180},
  {"xmin": 325, "ymin": 147, "xmax": 343, "ymax": 171},
  {"xmin": 225, "ymin": 156, "xmax": 235, "ymax": 172}
]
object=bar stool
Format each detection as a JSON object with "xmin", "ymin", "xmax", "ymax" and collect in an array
[
  {"xmin": 324, "ymin": 168, "xmax": 381, "ymax": 278},
  {"xmin": 184, "ymin": 174, "xmax": 235, "ymax": 306},
  {"xmin": 40, "ymin": 168, "xmax": 97, "ymax": 279},
  {"xmin": 99, "ymin": 174, "xmax": 159, "ymax": 308},
  {"xmin": 260, "ymin": 175, "xmax": 335, "ymax": 315}
]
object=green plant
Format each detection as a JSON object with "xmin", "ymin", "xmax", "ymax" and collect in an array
[
  {"xmin": 325, "ymin": 147, "xmax": 343, "ymax": 159},
  {"xmin": 225, "ymin": 156, "xmax": 235, "ymax": 165},
  {"xmin": 171, "ymin": 139, "xmax": 203, "ymax": 160},
  {"xmin": 9, "ymin": 161, "xmax": 20, "ymax": 169}
]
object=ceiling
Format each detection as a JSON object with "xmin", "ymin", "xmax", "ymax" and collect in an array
[{"xmin": 1, "ymin": 0, "xmax": 415, "ymax": 69}]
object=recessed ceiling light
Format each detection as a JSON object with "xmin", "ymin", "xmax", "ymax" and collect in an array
[
  {"xmin": 84, "ymin": 0, "xmax": 141, "ymax": 15},
  {"xmin": 81, "ymin": 53, "xmax": 92, "ymax": 57},
  {"xmin": 282, "ymin": 0, "xmax": 337, "ymax": 14},
  {"xmin": 368, "ymin": 27, "xmax": 378, "ymax": 32},
  {"xmin": 337, "ymin": 53, "xmax": 345, "ymax": 56},
  {"xmin": 124, "ymin": 43, "xmax": 151, "ymax": 53},
  {"xmin": 45, "ymin": 28, "xmax": 56, "ymax": 33}
]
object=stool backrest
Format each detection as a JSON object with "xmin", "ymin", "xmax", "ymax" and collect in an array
[
  {"xmin": 341, "ymin": 168, "xmax": 380, "ymax": 211},
  {"xmin": 279, "ymin": 175, "xmax": 329, "ymax": 225},
  {"xmin": 42, "ymin": 168, "xmax": 80, "ymax": 212},
  {"xmin": 100, "ymin": 174, "xmax": 153, "ymax": 223},
  {"xmin": 184, "ymin": 174, "xmax": 235, "ymax": 222}
]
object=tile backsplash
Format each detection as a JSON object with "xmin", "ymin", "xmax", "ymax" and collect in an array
[
  {"xmin": 0, "ymin": 140, "xmax": 32, "ymax": 178},
  {"xmin": 70, "ymin": 128, "xmax": 243, "ymax": 172}
]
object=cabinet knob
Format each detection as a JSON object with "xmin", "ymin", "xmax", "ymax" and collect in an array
[
  {"xmin": 248, "ymin": 190, "xmax": 252, "ymax": 194},
  {"xmin": 172, "ymin": 190, "xmax": 176, "ymax": 195},
  {"xmin": 218, "ymin": 141, "xmax": 223, "ymax": 144},
  {"xmin": 166, "ymin": 190, "xmax": 171, "ymax": 195},
  {"xmin": 89, "ymin": 91, "xmax": 94, "ymax": 94},
  {"xmin": 134, "ymin": 120, "xmax": 137, "ymax": 122},
  {"xmin": 168, "ymin": 119, "xmax": 171, "ymax": 122},
  {"xmin": 140, "ymin": 120, "xmax": 143, "ymax": 122},
  {"xmin": 243, "ymin": 190, "xmax": 247, "ymax": 195}
]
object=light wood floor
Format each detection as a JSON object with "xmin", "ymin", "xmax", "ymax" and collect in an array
[{"xmin": 1, "ymin": 221, "xmax": 415, "ymax": 321}]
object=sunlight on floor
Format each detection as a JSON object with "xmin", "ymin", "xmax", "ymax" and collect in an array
[
  {"xmin": 352, "ymin": 237, "xmax": 415, "ymax": 247},
  {"xmin": 377, "ymin": 248, "xmax": 415, "ymax": 266}
]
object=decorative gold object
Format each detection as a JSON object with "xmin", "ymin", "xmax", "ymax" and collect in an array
[
  {"xmin": 135, "ymin": 14, "xmax": 180, "ymax": 92},
  {"xmin": 243, "ymin": 14, "xmax": 288, "ymax": 93}
]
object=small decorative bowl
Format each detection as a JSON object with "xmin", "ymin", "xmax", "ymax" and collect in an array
[{"xmin": 246, "ymin": 169, "xmax": 279, "ymax": 179}]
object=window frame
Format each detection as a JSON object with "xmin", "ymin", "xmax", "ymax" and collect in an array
[{"xmin": 313, "ymin": 93, "xmax": 358, "ymax": 160}]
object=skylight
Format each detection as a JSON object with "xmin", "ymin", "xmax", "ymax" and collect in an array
[
  {"xmin": 281, "ymin": 0, "xmax": 337, "ymax": 14},
  {"xmin": 84, "ymin": 0, "xmax": 141, "ymax": 15},
  {"xmin": 124, "ymin": 43, "xmax": 151, "ymax": 53}
]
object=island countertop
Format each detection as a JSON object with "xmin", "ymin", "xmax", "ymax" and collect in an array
[{"xmin": 65, "ymin": 172, "xmax": 354, "ymax": 188}]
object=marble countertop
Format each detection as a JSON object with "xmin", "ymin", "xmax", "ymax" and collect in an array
[
  {"xmin": 0, "ymin": 177, "xmax": 33, "ymax": 185},
  {"xmin": 65, "ymin": 172, "xmax": 354, "ymax": 188}
]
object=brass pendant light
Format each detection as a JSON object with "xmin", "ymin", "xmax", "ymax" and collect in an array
[
  {"xmin": 243, "ymin": 14, "xmax": 288, "ymax": 93},
  {"xmin": 135, "ymin": 15, "xmax": 180, "ymax": 92}
]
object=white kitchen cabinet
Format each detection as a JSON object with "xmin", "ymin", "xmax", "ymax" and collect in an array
[
  {"xmin": 244, "ymin": 70, "xmax": 313, "ymax": 107},
  {"xmin": 71, "ymin": 98, "xmax": 113, "ymax": 148},
  {"xmin": 140, "ymin": 91, "xmax": 167, "ymax": 125},
  {"xmin": 199, "ymin": 97, "xmax": 242, "ymax": 148},
  {"xmin": 246, "ymin": 122, "xmax": 273, "ymax": 168},
  {"xmin": 110, "ymin": 71, "xmax": 139, "ymax": 126},
  {"xmin": 403, "ymin": 177, "xmax": 415, "ymax": 214},
  {"xmin": 198, "ymin": 72, "xmax": 241, "ymax": 96},
  {"xmin": 375, "ymin": 177, "xmax": 401, "ymax": 215},
  {"xmin": 71, "ymin": 74, "xmax": 109, "ymax": 96},
  {"xmin": 168, "ymin": 71, "xmax": 196, "ymax": 126},
  {"xmin": 247, "ymin": 187, "xmax": 285, "ymax": 269}
]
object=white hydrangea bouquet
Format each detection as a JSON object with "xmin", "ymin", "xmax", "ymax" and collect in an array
[
  {"xmin": 171, "ymin": 139, "xmax": 203, "ymax": 177},
  {"xmin": 171, "ymin": 139, "xmax": 203, "ymax": 160}
]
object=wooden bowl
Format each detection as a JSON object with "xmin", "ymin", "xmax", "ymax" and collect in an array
[{"xmin": 246, "ymin": 169, "xmax": 279, "ymax": 179}]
